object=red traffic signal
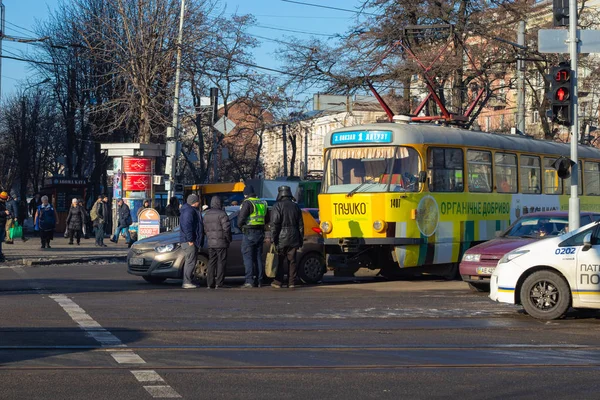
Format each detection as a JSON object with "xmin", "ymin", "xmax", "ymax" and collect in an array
[{"xmin": 555, "ymin": 87, "xmax": 569, "ymax": 101}]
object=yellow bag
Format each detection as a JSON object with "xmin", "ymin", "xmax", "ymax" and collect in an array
[{"xmin": 265, "ymin": 244, "xmax": 278, "ymax": 278}]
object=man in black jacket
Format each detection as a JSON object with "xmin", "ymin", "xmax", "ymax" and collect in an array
[
  {"xmin": 179, "ymin": 194, "xmax": 204, "ymax": 289},
  {"xmin": 203, "ymin": 197, "xmax": 232, "ymax": 289},
  {"xmin": 93, "ymin": 195, "xmax": 108, "ymax": 247},
  {"xmin": 111, "ymin": 198, "xmax": 132, "ymax": 245},
  {"xmin": 271, "ymin": 186, "xmax": 304, "ymax": 289}
]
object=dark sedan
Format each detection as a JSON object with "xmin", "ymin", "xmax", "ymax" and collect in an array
[{"xmin": 127, "ymin": 206, "xmax": 326, "ymax": 285}]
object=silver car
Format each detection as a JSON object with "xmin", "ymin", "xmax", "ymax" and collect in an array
[{"xmin": 127, "ymin": 206, "xmax": 326, "ymax": 285}]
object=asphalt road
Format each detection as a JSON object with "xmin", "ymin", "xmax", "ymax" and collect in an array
[{"xmin": 1, "ymin": 263, "xmax": 600, "ymax": 399}]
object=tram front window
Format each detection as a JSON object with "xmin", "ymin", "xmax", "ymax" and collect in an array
[{"xmin": 323, "ymin": 146, "xmax": 421, "ymax": 193}]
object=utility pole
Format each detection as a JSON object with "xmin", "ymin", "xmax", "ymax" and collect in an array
[
  {"xmin": 516, "ymin": 21, "xmax": 526, "ymax": 135},
  {"xmin": 568, "ymin": 0, "xmax": 580, "ymax": 231},
  {"xmin": 0, "ymin": 1, "xmax": 5, "ymax": 101},
  {"xmin": 304, "ymin": 127, "xmax": 309, "ymax": 179},
  {"xmin": 282, "ymin": 124, "xmax": 288, "ymax": 177},
  {"xmin": 210, "ymin": 87, "xmax": 219, "ymax": 182},
  {"xmin": 166, "ymin": 0, "xmax": 186, "ymax": 200}
]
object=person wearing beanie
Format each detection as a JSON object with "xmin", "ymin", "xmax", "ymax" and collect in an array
[
  {"xmin": 179, "ymin": 193, "xmax": 204, "ymax": 289},
  {"xmin": 238, "ymin": 184, "xmax": 268, "ymax": 288},
  {"xmin": 270, "ymin": 185, "xmax": 304, "ymax": 289}
]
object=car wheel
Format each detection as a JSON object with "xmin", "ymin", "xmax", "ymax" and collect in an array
[
  {"xmin": 520, "ymin": 270, "xmax": 571, "ymax": 320},
  {"xmin": 143, "ymin": 276, "xmax": 166, "ymax": 284},
  {"xmin": 468, "ymin": 282, "xmax": 489, "ymax": 292},
  {"xmin": 298, "ymin": 253, "xmax": 325, "ymax": 284},
  {"xmin": 192, "ymin": 254, "xmax": 209, "ymax": 285}
]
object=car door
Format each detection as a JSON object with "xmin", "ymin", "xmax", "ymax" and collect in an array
[
  {"xmin": 574, "ymin": 225, "xmax": 600, "ymax": 304},
  {"xmin": 227, "ymin": 215, "xmax": 246, "ymax": 275}
]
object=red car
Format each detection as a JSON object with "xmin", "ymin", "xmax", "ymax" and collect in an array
[{"xmin": 459, "ymin": 211, "xmax": 600, "ymax": 292}]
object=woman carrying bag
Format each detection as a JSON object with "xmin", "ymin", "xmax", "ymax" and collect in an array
[{"xmin": 66, "ymin": 198, "xmax": 85, "ymax": 245}]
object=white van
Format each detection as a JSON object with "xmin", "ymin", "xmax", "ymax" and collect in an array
[{"xmin": 490, "ymin": 219, "xmax": 600, "ymax": 320}]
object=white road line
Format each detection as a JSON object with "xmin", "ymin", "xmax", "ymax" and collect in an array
[{"xmin": 11, "ymin": 266, "xmax": 182, "ymax": 399}]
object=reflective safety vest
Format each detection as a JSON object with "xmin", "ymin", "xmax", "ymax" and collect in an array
[{"xmin": 245, "ymin": 197, "xmax": 267, "ymax": 226}]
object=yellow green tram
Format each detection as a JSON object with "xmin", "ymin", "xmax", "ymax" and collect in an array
[{"xmin": 318, "ymin": 123, "xmax": 600, "ymax": 277}]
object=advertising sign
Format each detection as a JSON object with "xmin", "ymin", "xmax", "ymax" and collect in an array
[
  {"xmin": 123, "ymin": 157, "xmax": 153, "ymax": 174},
  {"xmin": 138, "ymin": 208, "xmax": 161, "ymax": 240},
  {"xmin": 113, "ymin": 158, "xmax": 123, "ymax": 199},
  {"xmin": 123, "ymin": 174, "xmax": 151, "ymax": 191}
]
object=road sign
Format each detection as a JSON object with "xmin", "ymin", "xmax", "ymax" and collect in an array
[
  {"xmin": 313, "ymin": 94, "xmax": 351, "ymax": 112},
  {"xmin": 138, "ymin": 208, "xmax": 161, "ymax": 240},
  {"xmin": 538, "ymin": 29, "xmax": 600, "ymax": 53},
  {"xmin": 214, "ymin": 116, "xmax": 236, "ymax": 135}
]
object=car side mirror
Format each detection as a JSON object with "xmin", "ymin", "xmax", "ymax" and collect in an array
[
  {"xmin": 583, "ymin": 233, "xmax": 593, "ymax": 251},
  {"xmin": 419, "ymin": 171, "xmax": 427, "ymax": 183}
]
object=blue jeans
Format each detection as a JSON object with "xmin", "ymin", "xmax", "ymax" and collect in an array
[
  {"xmin": 112, "ymin": 225, "xmax": 131, "ymax": 243},
  {"xmin": 242, "ymin": 228, "xmax": 265, "ymax": 285}
]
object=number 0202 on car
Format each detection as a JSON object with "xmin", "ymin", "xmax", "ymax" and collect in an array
[{"xmin": 476, "ymin": 267, "xmax": 495, "ymax": 275}]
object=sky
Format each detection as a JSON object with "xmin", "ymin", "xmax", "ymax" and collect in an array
[{"xmin": 1, "ymin": 0, "xmax": 367, "ymax": 98}]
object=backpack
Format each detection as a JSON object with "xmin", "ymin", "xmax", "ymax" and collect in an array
[{"xmin": 90, "ymin": 202, "xmax": 99, "ymax": 221}]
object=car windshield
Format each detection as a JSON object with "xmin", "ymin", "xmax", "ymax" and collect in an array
[
  {"xmin": 504, "ymin": 216, "xmax": 569, "ymax": 238},
  {"xmin": 323, "ymin": 146, "xmax": 421, "ymax": 194}
]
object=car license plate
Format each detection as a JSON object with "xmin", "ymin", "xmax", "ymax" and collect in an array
[
  {"xmin": 476, "ymin": 267, "xmax": 495, "ymax": 275},
  {"xmin": 130, "ymin": 258, "xmax": 145, "ymax": 266}
]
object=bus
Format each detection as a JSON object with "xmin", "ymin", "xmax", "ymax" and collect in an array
[{"xmin": 318, "ymin": 122, "xmax": 600, "ymax": 278}]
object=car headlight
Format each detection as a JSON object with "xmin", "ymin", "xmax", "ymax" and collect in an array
[
  {"xmin": 155, "ymin": 243, "xmax": 178, "ymax": 253},
  {"xmin": 462, "ymin": 253, "xmax": 481, "ymax": 262},
  {"xmin": 320, "ymin": 221, "xmax": 332, "ymax": 234},
  {"xmin": 499, "ymin": 249, "xmax": 530, "ymax": 264},
  {"xmin": 373, "ymin": 220, "xmax": 387, "ymax": 233}
]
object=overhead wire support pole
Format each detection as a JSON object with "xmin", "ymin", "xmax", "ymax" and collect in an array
[
  {"xmin": 568, "ymin": 0, "xmax": 580, "ymax": 231},
  {"xmin": 516, "ymin": 21, "xmax": 526, "ymax": 135},
  {"xmin": 0, "ymin": 1, "xmax": 4, "ymax": 101},
  {"xmin": 167, "ymin": 0, "xmax": 186, "ymax": 200}
]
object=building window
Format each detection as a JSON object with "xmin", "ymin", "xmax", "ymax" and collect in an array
[{"xmin": 532, "ymin": 110, "xmax": 539, "ymax": 124}]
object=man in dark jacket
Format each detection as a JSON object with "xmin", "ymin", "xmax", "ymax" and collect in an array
[
  {"xmin": 203, "ymin": 196, "xmax": 231, "ymax": 289},
  {"xmin": 5, "ymin": 192, "xmax": 18, "ymax": 244},
  {"xmin": 179, "ymin": 194, "xmax": 204, "ymax": 289},
  {"xmin": 271, "ymin": 186, "xmax": 304, "ymax": 289},
  {"xmin": 29, "ymin": 193, "xmax": 41, "ymax": 219},
  {"xmin": 111, "ymin": 198, "xmax": 132, "ymax": 245},
  {"xmin": 238, "ymin": 185, "xmax": 268, "ymax": 288},
  {"xmin": 92, "ymin": 195, "xmax": 108, "ymax": 247}
]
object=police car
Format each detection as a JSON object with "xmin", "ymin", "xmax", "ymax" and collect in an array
[{"xmin": 489, "ymin": 218, "xmax": 600, "ymax": 320}]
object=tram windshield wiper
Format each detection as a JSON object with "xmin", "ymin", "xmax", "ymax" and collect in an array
[{"xmin": 347, "ymin": 178, "xmax": 375, "ymax": 197}]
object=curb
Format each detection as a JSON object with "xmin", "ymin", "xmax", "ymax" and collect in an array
[{"xmin": 21, "ymin": 255, "xmax": 128, "ymax": 266}]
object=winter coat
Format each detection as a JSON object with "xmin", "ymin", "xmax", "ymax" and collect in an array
[
  {"xmin": 17, "ymin": 200, "xmax": 28, "ymax": 221},
  {"xmin": 0, "ymin": 201, "xmax": 7, "ymax": 227},
  {"xmin": 6, "ymin": 199, "xmax": 18, "ymax": 219},
  {"xmin": 166, "ymin": 203, "xmax": 180, "ymax": 217},
  {"xmin": 36, "ymin": 204, "xmax": 56, "ymax": 231},
  {"xmin": 117, "ymin": 203, "xmax": 132, "ymax": 227},
  {"xmin": 66, "ymin": 206, "xmax": 85, "ymax": 231},
  {"xmin": 93, "ymin": 200, "xmax": 108, "ymax": 226},
  {"xmin": 203, "ymin": 197, "xmax": 231, "ymax": 249},
  {"xmin": 179, "ymin": 203, "xmax": 204, "ymax": 248},
  {"xmin": 271, "ymin": 197, "xmax": 304, "ymax": 249}
]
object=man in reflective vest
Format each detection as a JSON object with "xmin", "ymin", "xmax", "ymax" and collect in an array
[{"xmin": 237, "ymin": 185, "xmax": 268, "ymax": 288}]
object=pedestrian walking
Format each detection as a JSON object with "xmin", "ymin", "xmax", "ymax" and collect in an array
[
  {"xmin": 0, "ymin": 192, "xmax": 9, "ymax": 261},
  {"xmin": 29, "ymin": 193, "xmax": 41, "ymax": 220},
  {"xmin": 78, "ymin": 199, "xmax": 90, "ymax": 239},
  {"xmin": 5, "ymin": 192, "xmax": 18, "ymax": 244},
  {"xmin": 238, "ymin": 185, "xmax": 267, "ymax": 288},
  {"xmin": 111, "ymin": 198, "xmax": 133, "ymax": 245},
  {"xmin": 179, "ymin": 194, "xmax": 204, "ymax": 289},
  {"xmin": 203, "ymin": 196, "xmax": 231, "ymax": 289},
  {"xmin": 166, "ymin": 197, "xmax": 181, "ymax": 217},
  {"xmin": 271, "ymin": 185, "xmax": 304, "ymax": 289},
  {"xmin": 17, "ymin": 195, "xmax": 28, "ymax": 242},
  {"xmin": 34, "ymin": 195, "xmax": 58, "ymax": 249},
  {"xmin": 91, "ymin": 195, "xmax": 108, "ymax": 247},
  {"xmin": 66, "ymin": 198, "xmax": 85, "ymax": 245}
]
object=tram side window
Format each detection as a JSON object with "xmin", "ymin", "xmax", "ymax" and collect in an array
[
  {"xmin": 495, "ymin": 153, "xmax": 517, "ymax": 193},
  {"xmin": 585, "ymin": 162, "xmax": 600, "ymax": 195},
  {"xmin": 566, "ymin": 161, "xmax": 584, "ymax": 196},
  {"xmin": 544, "ymin": 157, "xmax": 563, "ymax": 195},
  {"xmin": 427, "ymin": 148, "xmax": 464, "ymax": 192},
  {"xmin": 467, "ymin": 150, "xmax": 492, "ymax": 193},
  {"xmin": 520, "ymin": 155, "xmax": 541, "ymax": 194}
]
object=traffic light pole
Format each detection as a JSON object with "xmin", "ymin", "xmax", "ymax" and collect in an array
[{"xmin": 568, "ymin": 0, "xmax": 580, "ymax": 231}]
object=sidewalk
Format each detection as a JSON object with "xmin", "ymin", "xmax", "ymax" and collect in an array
[{"xmin": 2, "ymin": 234, "xmax": 129, "ymax": 266}]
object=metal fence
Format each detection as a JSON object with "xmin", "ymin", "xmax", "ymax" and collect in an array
[{"xmin": 161, "ymin": 216, "xmax": 180, "ymax": 232}]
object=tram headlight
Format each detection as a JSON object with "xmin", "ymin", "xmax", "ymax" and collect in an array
[
  {"xmin": 373, "ymin": 220, "xmax": 387, "ymax": 233},
  {"xmin": 320, "ymin": 221, "xmax": 333, "ymax": 234}
]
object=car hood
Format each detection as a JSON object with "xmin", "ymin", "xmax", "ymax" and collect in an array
[
  {"xmin": 135, "ymin": 231, "xmax": 180, "ymax": 248},
  {"xmin": 467, "ymin": 237, "xmax": 538, "ymax": 256}
]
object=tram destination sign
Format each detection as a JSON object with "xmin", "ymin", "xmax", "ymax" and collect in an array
[{"xmin": 331, "ymin": 130, "xmax": 393, "ymax": 145}]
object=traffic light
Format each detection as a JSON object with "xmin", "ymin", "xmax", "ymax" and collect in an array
[
  {"xmin": 547, "ymin": 63, "xmax": 573, "ymax": 126},
  {"xmin": 552, "ymin": 157, "xmax": 575, "ymax": 179},
  {"xmin": 553, "ymin": 0, "xmax": 569, "ymax": 27}
]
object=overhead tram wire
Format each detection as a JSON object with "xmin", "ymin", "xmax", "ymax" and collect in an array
[
  {"xmin": 280, "ymin": 0, "xmax": 380, "ymax": 16},
  {"xmin": 254, "ymin": 24, "xmax": 338, "ymax": 38},
  {"xmin": 4, "ymin": 20, "xmax": 39, "ymax": 36}
]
